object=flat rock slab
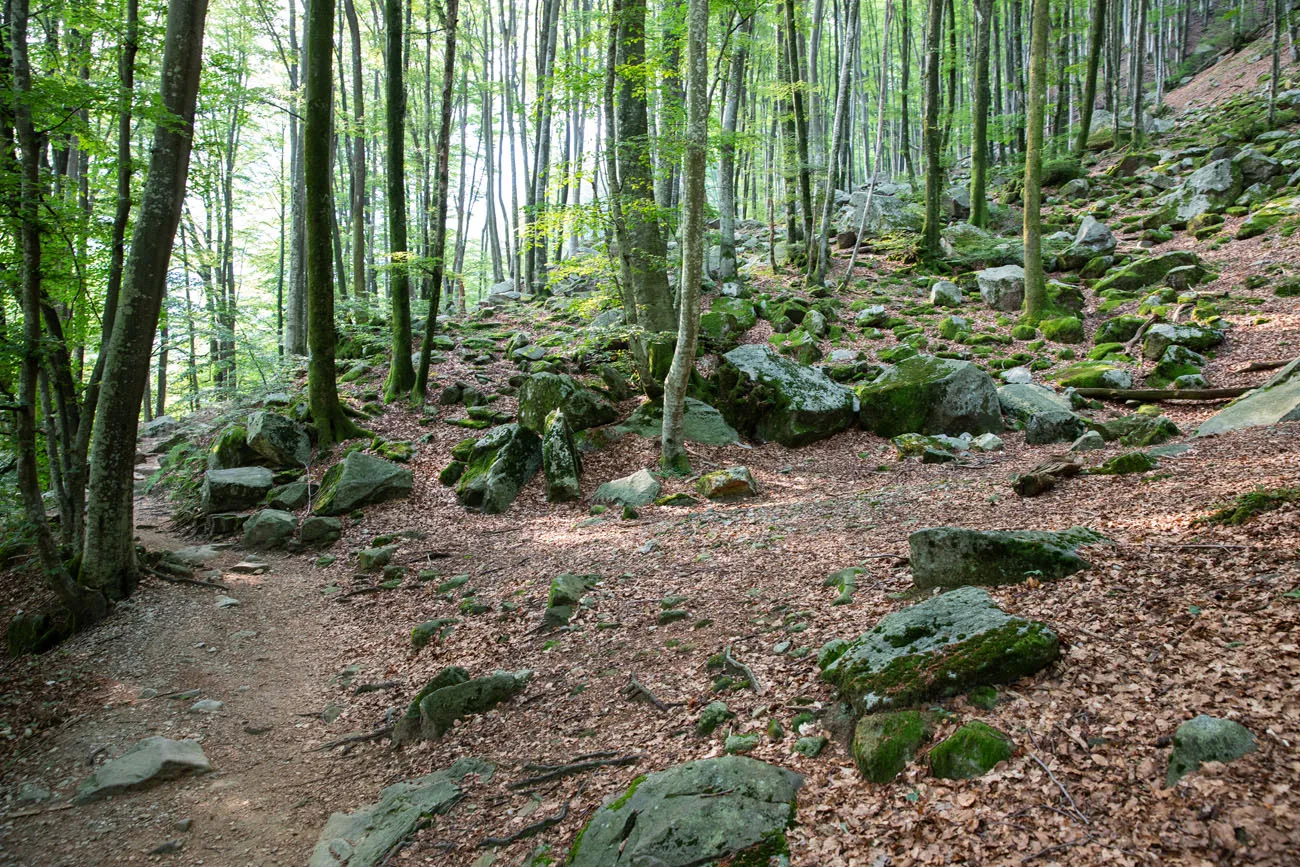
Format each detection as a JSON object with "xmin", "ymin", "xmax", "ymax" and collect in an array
[
  {"xmin": 1196, "ymin": 357, "xmax": 1300, "ymax": 437},
  {"xmin": 593, "ymin": 469, "xmax": 662, "ymax": 508},
  {"xmin": 818, "ymin": 586, "xmax": 1059, "ymax": 712},
  {"xmin": 615, "ymin": 397, "xmax": 740, "ymax": 445},
  {"xmin": 74, "ymin": 737, "xmax": 211, "ymax": 803},
  {"xmin": 308, "ymin": 758, "xmax": 493, "ymax": 867},
  {"xmin": 566, "ymin": 756, "xmax": 803, "ymax": 867},
  {"xmin": 909, "ymin": 526, "xmax": 1103, "ymax": 589}
]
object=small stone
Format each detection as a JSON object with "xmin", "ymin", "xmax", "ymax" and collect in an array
[
  {"xmin": 1070, "ymin": 430, "xmax": 1106, "ymax": 452},
  {"xmin": 697, "ymin": 701, "xmax": 735, "ymax": 735},
  {"xmin": 189, "ymin": 699, "xmax": 223, "ymax": 714},
  {"xmin": 724, "ymin": 733, "xmax": 760, "ymax": 754},
  {"xmin": 215, "ymin": 596, "xmax": 240, "ymax": 609},
  {"xmin": 1167, "ymin": 715, "xmax": 1256, "ymax": 785},
  {"xmin": 793, "ymin": 736, "xmax": 827, "ymax": 758}
]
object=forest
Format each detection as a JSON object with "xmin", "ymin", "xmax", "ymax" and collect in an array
[{"xmin": 0, "ymin": 0, "xmax": 1298, "ymax": 862}]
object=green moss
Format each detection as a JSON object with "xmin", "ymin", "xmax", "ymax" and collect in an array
[
  {"xmin": 929, "ymin": 721, "xmax": 1015, "ymax": 780},
  {"xmin": 725, "ymin": 829, "xmax": 791, "ymax": 867},
  {"xmin": 852, "ymin": 711, "xmax": 933, "ymax": 783},
  {"xmin": 1040, "ymin": 316, "xmax": 1084, "ymax": 344},
  {"xmin": 1202, "ymin": 487, "xmax": 1300, "ymax": 525},
  {"xmin": 606, "ymin": 774, "xmax": 645, "ymax": 812},
  {"xmin": 1087, "ymin": 451, "xmax": 1158, "ymax": 476}
]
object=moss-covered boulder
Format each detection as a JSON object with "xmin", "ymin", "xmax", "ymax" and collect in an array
[
  {"xmin": 313, "ymin": 452, "xmax": 413, "ymax": 516},
  {"xmin": 1236, "ymin": 196, "xmax": 1300, "ymax": 240},
  {"xmin": 929, "ymin": 721, "xmax": 1015, "ymax": 780},
  {"xmin": 593, "ymin": 468, "xmax": 661, "ymax": 508},
  {"xmin": 997, "ymin": 384, "xmax": 1073, "ymax": 427},
  {"xmin": 391, "ymin": 668, "xmax": 531, "ymax": 744},
  {"xmin": 1167, "ymin": 715, "xmax": 1257, "ymax": 785},
  {"xmin": 1141, "ymin": 323, "xmax": 1225, "ymax": 360},
  {"xmin": 714, "ymin": 344, "xmax": 857, "ymax": 447},
  {"xmin": 1196, "ymin": 357, "xmax": 1300, "ymax": 436},
  {"xmin": 542, "ymin": 572, "xmax": 597, "ymax": 630},
  {"xmin": 1040, "ymin": 316, "xmax": 1085, "ymax": 344},
  {"xmin": 541, "ymin": 410, "xmax": 581, "ymax": 503},
  {"xmin": 1088, "ymin": 451, "xmax": 1159, "ymax": 475},
  {"xmin": 1060, "ymin": 216, "xmax": 1117, "ymax": 270},
  {"xmin": 242, "ymin": 509, "xmax": 297, "ymax": 549},
  {"xmin": 697, "ymin": 700, "xmax": 735, "ymax": 735},
  {"xmin": 307, "ymin": 758, "xmax": 493, "ymax": 867},
  {"xmin": 1154, "ymin": 159, "xmax": 1243, "ymax": 225},
  {"xmin": 1093, "ymin": 250, "xmax": 1201, "ymax": 294},
  {"xmin": 207, "ymin": 423, "xmax": 258, "ymax": 470},
  {"xmin": 908, "ymin": 526, "xmax": 1102, "ymax": 589},
  {"xmin": 201, "ymin": 466, "xmax": 274, "ymax": 514},
  {"xmin": 699, "ymin": 296, "xmax": 759, "ymax": 349},
  {"xmin": 1149, "ymin": 345, "xmax": 1206, "ymax": 387},
  {"xmin": 615, "ymin": 397, "xmax": 740, "ymax": 445},
  {"xmin": 1025, "ymin": 410, "xmax": 1087, "ymax": 445},
  {"xmin": 1088, "ymin": 412, "xmax": 1179, "ymax": 445},
  {"xmin": 1095, "ymin": 314, "xmax": 1148, "ymax": 345},
  {"xmin": 857, "ymin": 355, "xmax": 1003, "ymax": 438},
  {"xmin": 817, "ymin": 586, "xmax": 1059, "ymax": 712},
  {"xmin": 852, "ymin": 711, "xmax": 933, "ymax": 783},
  {"xmin": 517, "ymin": 372, "xmax": 617, "ymax": 434},
  {"xmin": 696, "ymin": 466, "xmax": 758, "ymax": 501},
  {"xmin": 565, "ymin": 756, "xmax": 803, "ymax": 867},
  {"xmin": 453, "ymin": 424, "xmax": 542, "ymax": 515},
  {"xmin": 246, "ymin": 411, "xmax": 310, "ymax": 468},
  {"xmin": 1055, "ymin": 360, "xmax": 1133, "ymax": 389}
]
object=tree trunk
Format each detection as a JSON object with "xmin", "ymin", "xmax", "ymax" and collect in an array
[
  {"xmin": 810, "ymin": 0, "xmax": 860, "ymax": 286},
  {"xmin": 344, "ymin": 0, "xmax": 367, "ymax": 309},
  {"xmin": 921, "ymin": 0, "xmax": 944, "ymax": 258},
  {"xmin": 384, "ymin": 0, "xmax": 416, "ymax": 399},
  {"xmin": 1131, "ymin": 0, "xmax": 1148, "ymax": 147},
  {"xmin": 1022, "ymin": 0, "xmax": 1050, "ymax": 321},
  {"xmin": 1075, "ymin": 0, "xmax": 1107, "ymax": 155},
  {"xmin": 717, "ymin": 17, "xmax": 751, "ymax": 282},
  {"xmin": 661, "ymin": 0, "xmax": 707, "ymax": 474},
  {"xmin": 285, "ymin": 0, "xmax": 308, "ymax": 355},
  {"xmin": 970, "ymin": 0, "xmax": 993, "ymax": 227},
  {"xmin": 81, "ymin": 0, "xmax": 208, "ymax": 604},
  {"xmin": 414, "ymin": 0, "xmax": 461, "ymax": 400}
]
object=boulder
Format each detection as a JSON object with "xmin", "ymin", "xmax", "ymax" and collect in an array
[
  {"xmin": 267, "ymin": 481, "xmax": 310, "ymax": 511},
  {"xmin": 1195, "ymin": 357, "xmax": 1300, "ymax": 436},
  {"xmin": 454, "ymin": 424, "xmax": 542, "ymax": 514},
  {"xmin": 1154, "ymin": 159, "xmax": 1242, "ymax": 224},
  {"xmin": 74, "ymin": 737, "xmax": 210, "ymax": 803},
  {"xmin": 246, "ymin": 411, "xmax": 310, "ymax": 468},
  {"xmin": 542, "ymin": 573, "xmax": 597, "ymax": 630},
  {"xmin": 541, "ymin": 410, "xmax": 581, "ymax": 503},
  {"xmin": 1060, "ymin": 216, "xmax": 1117, "ymax": 269},
  {"xmin": 1025, "ymin": 410, "xmax": 1087, "ymax": 444},
  {"xmin": 695, "ymin": 466, "xmax": 758, "ymax": 501},
  {"xmin": 929, "ymin": 280, "xmax": 964, "ymax": 307},
  {"xmin": 818, "ymin": 586, "xmax": 1059, "ymax": 712},
  {"xmin": 908, "ymin": 526, "xmax": 1102, "ymax": 589},
  {"xmin": 714, "ymin": 344, "xmax": 857, "ymax": 447},
  {"xmin": 1232, "ymin": 147, "xmax": 1281, "ymax": 185},
  {"xmin": 615, "ymin": 398, "xmax": 740, "ymax": 446},
  {"xmin": 242, "ymin": 509, "xmax": 297, "ymax": 549},
  {"xmin": 1141, "ymin": 323, "xmax": 1225, "ymax": 360},
  {"xmin": 1166, "ymin": 715, "xmax": 1256, "ymax": 786},
  {"xmin": 308, "ymin": 759, "xmax": 494, "ymax": 867},
  {"xmin": 565, "ymin": 757, "xmax": 803, "ymax": 867},
  {"xmin": 847, "ymin": 190, "xmax": 924, "ymax": 236},
  {"xmin": 201, "ymin": 467, "xmax": 274, "ymax": 514},
  {"xmin": 1055, "ymin": 360, "xmax": 1133, "ymax": 389},
  {"xmin": 1236, "ymin": 195, "xmax": 1300, "ymax": 240},
  {"xmin": 700, "ymin": 296, "xmax": 759, "ymax": 347},
  {"xmin": 140, "ymin": 416, "xmax": 180, "ymax": 439},
  {"xmin": 414, "ymin": 670, "xmax": 530, "ymax": 740},
  {"xmin": 1094, "ymin": 250, "xmax": 1202, "ymax": 294},
  {"xmin": 1095, "ymin": 314, "xmax": 1148, "ymax": 344},
  {"xmin": 206, "ymin": 423, "xmax": 258, "ymax": 470},
  {"xmin": 300, "ymin": 516, "xmax": 342, "ymax": 547},
  {"xmin": 929, "ymin": 721, "xmax": 1015, "ymax": 780},
  {"xmin": 517, "ymin": 373, "xmax": 617, "ymax": 434},
  {"xmin": 976, "ymin": 265, "xmax": 1026, "ymax": 311},
  {"xmin": 1059, "ymin": 178, "xmax": 1090, "ymax": 200},
  {"xmin": 593, "ymin": 468, "xmax": 661, "ymax": 508},
  {"xmin": 852, "ymin": 711, "xmax": 933, "ymax": 783},
  {"xmin": 314, "ymin": 453, "xmax": 413, "ymax": 516},
  {"xmin": 997, "ymin": 384, "xmax": 1073, "ymax": 426},
  {"xmin": 857, "ymin": 355, "xmax": 1003, "ymax": 438}
]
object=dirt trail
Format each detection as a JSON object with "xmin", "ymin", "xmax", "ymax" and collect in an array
[{"xmin": 0, "ymin": 487, "xmax": 365, "ymax": 866}]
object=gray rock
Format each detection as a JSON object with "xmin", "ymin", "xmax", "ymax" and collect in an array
[
  {"xmin": 908, "ymin": 526, "xmax": 1103, "ymax": 589},
  {"xmin": 300, "ymin": 516, "xmax": 342, "ymax": 547},
  {"xmin": 848, "ymin": 190, "xmax": 923, "ymax": 236},
  {"xmin": 856, "ymin": 305, "xmax": 888, "ymax": 327},
  {"xmin": 972, "ymin": 432, "xmax": 1004, "ymax": 451},
  {"xmin": 201, "ymin": 467, "xmax": 274, "ymax": 514},
  {"xmin": 517, "ymin": 373, "xmax": 617, "ymax": 434},
  {"xmin": 977, "ymin": 265, "xmax": 1026, "ymax": 311},
  {"xmin": 858, "ymin": 355, "xmax": 1003, "ymax": 438},
  {"xmin": 313, "ymin": 453, "xmax": 413, "ymax": 516},
  {"xmin": 997, "ymin": 383, "xmax": 1073, "ymax": 425},
  {"xmin": 140, "ymin": 416, "xmax": 180, "ymax": 439},
  {"xmin": 454, "ymin": 424, "xmax": 542, "ymax": 515},
  {"xmin": 308, "ymin": 759, "xmax": 494, "ymax": 867},
  {"xmin": 1142, "ymin": 323, "xmax": 1225, "ymax": 360},
  {"xmin": 1059, "ymin": 178, "xmax": 1090, "ymax": 199},
  {"xmin": 1061, "ymin": 216, "xmax": 1117, "ymax": 269},
  {"xmin": 74, "ymin": 737, "xmax": 211, "ymax": 803},
  {"xmin": 1025, "ymin": 410, "xmax": 1087, "ymax": 445},
  {"xmin": 929, "ymin": 280, "xmax": 963, "ymax": 307},
  {"xmin": 589, "ymin": 308, "xmax": 625, "ymax": 330},
  {"xmin": 1156, "ymin": 159, "xmax": 1242, "ymax": 223},
  {"xmin": 189, "ymin": 699, "xmax": 223, "ymax": 713},
  {"xmin": 391, "ymin": 669, "xmax": 532, "ymax": 743},
  {"xmin": 593, "ymin": 468, "xmax": 661, "ymax": 508},
  {"xmin": 695, "ymin": 466, "xmax": 758, "ymax": 501},
  {"xmin": 16, "ymin": 781, "xmax": 51, "ymax": 802},
  {"xmin": 1070, "ymin": 430, "xmax": 1106, "ymax": 452},
  {"xmin": 1196, "ymin": 356, "xmax": 1300, "ymax": 436},
  {"xmin": 615, "ymin": 398, "xmax": 740, "ymax": 445},
  {"xmin": 566, "ymin": 757, "xmax": 803, "ymax": 867},
  {"xmin": 242, "ymin": 509, "xmax": 297, "ymax": 549},
  {"xmin": 1232, "ymin": 147, "xmax": 1281, "ymax": 185},
  {"xmin": 1001, "ymin": 366, "xmax": 1034, "ymax": 384},
  {"xmin": 714, "ymin": 344, "xmax": 858, "ymax": 447},
  {"xmin": 541, "ymin": 410, "xmax": 581, "ymax": 503},
  {"xmin": 1167, "ymin": 715, "xmax": 1256, "ymax": 785},
  {"xmin": 246, "ymin": 412, "xmax": 310, "ymax": 468},
  {"xmin": 266, "ymin": 481, "xmax": 310, "ymax": 511},
  {"xmin": 818, "ymin": 586, "xmax": 1059, "ymax": 712}
]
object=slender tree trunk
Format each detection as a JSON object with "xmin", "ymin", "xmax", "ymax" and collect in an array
[
  {"xmin": 900, "ymin": 0, "xmax": 916, "ymax": 184},
  {"xmin": 285, "ymin": 0, "xmax": 308, "ymax": 355},
  {"xmin": 717, "ymin": 17, "xmax": 751, "ymax": 282},
  {"xmin": 970, "ymin": 0, "xmax": 993, "ymax": 226},
  {"xmin": 661, "ymin": 0, "xmax": 707, "ymax": 473},
  {"xmin": 1131, "ymin": 0, "xmax": 1148, "ymax": 146},
  {"xmin": 81, "ymin": 0, "xmax": 208, "ymax": 604},
  {"xmin": 921, "ymin": 0, "xmax": 944, "ymax": 258},
  {"xmin": 1270, "ymin": 0, "xmax": 1282, "ymax": 125},
  {"xmin": 1075, "ymin": 0, "xmax": 1107, "ymax": 155},
  {"xmin": 810, "ymin": 0, "xmax": 860, "ymax": 285},
  {"xmin": 344, "ymin": 0, "xmax": 366, "ymax": 310},
  {"xmin": 414, "ymin": 0, "xmax": 461, "ymax": 400},
  {"xmin": 1022, "ymin": 0, "xmax": 1050, "ymax": 321},
  {"xmin": 384, "ymin": 0, "xmax": 416, "ymax": 399}
]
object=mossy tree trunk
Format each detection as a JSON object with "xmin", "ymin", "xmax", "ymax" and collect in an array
[
  {"xmin": 717, "ymin": 16, "xmax": 751, "ymax": 282},
  {"xmin": 1022, "ymin": 0, "xmax": 1051, "ymax": 323},
  {"xmin": 661, "ymin": 0, "xmax": 707, "ymax": 473},
  {"xmin": 81, "ymin": 0, "xmax": 209, "ymax": 605},
  {"xmin": 810, "ymin": 0, "xmax": 859, "ymax": 286},
  {"xmin": 1075, "ymin": 0, "xmax": 1107, "ymax": 156},
  {"xmin": 383, "ymin": 0, "xmax": 416, "ymax": 401},
  {"xmin": 921, "ymin": 0, "xmax": 944, "ymax": 258},
  {"xmin": 969, "ymin": 0, "xmax": 993, "ymax": 227},
  {"xmin": 1130, "ymin": 0, "xmax": 1147, "ymax": 147}
]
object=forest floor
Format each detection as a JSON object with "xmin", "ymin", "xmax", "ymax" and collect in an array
[{"xmin": 3, "ymin": 47, "xmax": 1300, "ymax": 867}]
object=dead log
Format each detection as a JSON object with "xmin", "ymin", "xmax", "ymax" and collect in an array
[{"xmin": 1072, "ymin": 386, "xmax": 1251, "ymax": 402}]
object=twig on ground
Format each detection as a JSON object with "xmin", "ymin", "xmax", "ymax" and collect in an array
[
  {"xmin": 353, "ymin": 680, "xmax": 401, "ymax": 695},
  {"xmin": 507, "ymin": 754, "xmax": 642, "ymax": 790},
  {"xmin": 478, "ymin": 801, "xmax": 570, "ymax": 847},
  {"xmin": 312, "ymin": 726, "xmax": 394, "ymax": 752},
  {"xmin": 144, "ymin": 567, "xmax": 231, "ymax": 591},
  {"xmin": 1026, "ymin": 748, "xmax": 1089, "ymax": 827},
  {"xmin": 722, "ymin": 645, "xmax": 762, "ymax": 694},
  {"xmin": 621, "ymin": 673, "xmax": 680, "ymax": 711},
  {"xmin": 3, "ymin": 803, "xmax": 76, "ymax": 820},
  {"xmin": 1022, "ymin": 835, "xmax": 1097, "ymax": 863}
]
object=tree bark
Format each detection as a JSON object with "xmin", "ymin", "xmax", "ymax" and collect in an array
[
  {"xmin": 81, "ymin": 0, "xmax": 209, "ymax": 603},
  {"xmin": 1022, "ymin": 0, "xmax": 1050, "ymax": 321},
  {"xmin": 1075, "ymin": 0, "xmax": 1107, "ymax": 155},
  {"xmin": 810, "ymin": 0, "xmax": 860, "ymax": 286},
  {"xmin": 344, "ymin": 0, "xmax": 367, "ymax": 309},
  {"xmin": 717, "ymin": 16, "xmax": 751, "ymax": 282},
  {"xmin": 970, "ymin": 0, "xmax": 993, "ymax": 227},
  {"xmin": 384, "ymin": 0, "xmax": 416, "ymax": 399},
  {"xmin": 921, "ymin": 0, "xmax": 944, "ymax": 258}
]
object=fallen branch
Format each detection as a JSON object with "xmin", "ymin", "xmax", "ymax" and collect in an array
[
  {"xmin": 312, "ymin": 726, "xmax": 393, "ymax": 752},
  {"xmin": 621, "ymin": 673, "xmax": 680, "ymax": 711},
  {"xmin": 353, "ymin": 680, "xmax": 401, "ymax": 695},
  {"xmin": 144, "ymin": 567, "xmax": 231, "ymax": 592},
  {"xmin": 507, "ymin": 754, "xmax": 642, "ymax": 790},
  {"xmin": 478, "ymin": 801, "xmax": 569, "ymax": 847},
  {"xmin": 721, "ymin": 645, "xmax": 762, "ymax": 694},
  {"xmin": 1232, "ymin": 359, "xmax": 1291, "ymax": 374},
  {"xmin": 1026, "ymin": 749, "xmax": 1089, "ymax": 827},
  {"xmin": 1071, "ymin": 386, "xmax": 1250, "ymax": 402},
  {"xmin": 1022, "ymin": 835, "xmax": 1097, "ymax": 863},
  {"xmin": 3, "ymin": 803, "xmax": 76, "ymax": 820}
]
